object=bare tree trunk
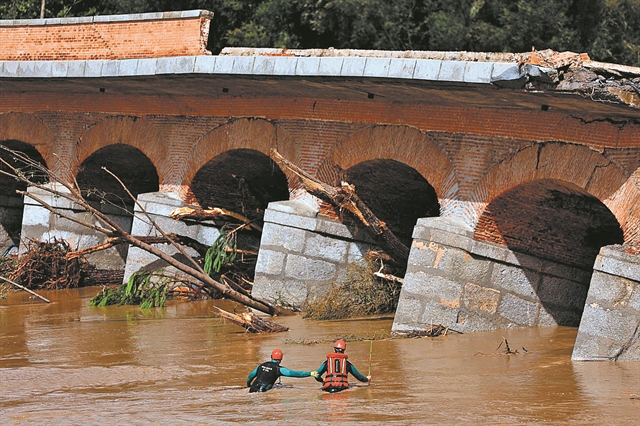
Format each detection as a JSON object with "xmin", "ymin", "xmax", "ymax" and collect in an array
[
  {"xmin": 40, "ymin": 0, "xmax": 46, "ymax": 19},
  {"xmin": 270, "ymin": 149, "xmax": 410, "ymax": 264}
]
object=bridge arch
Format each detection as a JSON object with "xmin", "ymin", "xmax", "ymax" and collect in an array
[
  {"xmin": 467, "ymin": 142, "xmax": 640, "ymax": 250},
  {"xmin": 344, "ymin": 159, "xmax": 439, "ymax": 247},
  {"xmin": 75, "ymin": 116, "xmax": 169, "ymax": 188},
  {"xmin": 188, "ymin": 148, "xmax": 290, "ymax": 224},
  {"xmin": 0, "ymin": 113, "xmax": 53, "ymax": 249},
  {"xmin": 76, "ymin": 144, "xmax": 160, "ymax": 212},
  {"xmin": 0, "ymin": 112, "xmax": 52, "ymax": 162},
  {"xmin": 316, "ymin": 125, "xmax": 458, "ymax": 216},
  {"xmin": 181, "ymin": 118, "xmax": 300, "ymax": 200}
]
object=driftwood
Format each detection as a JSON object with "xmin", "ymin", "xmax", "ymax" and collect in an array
[
  {"xmin": 170, "ymin": 206, "xmax": 262, "ymax": 233},
  {"xmin": 214, "ymin": 307, "xmax": 288, "ymax": 333},
  {"xmin": 474, "ymin": 337, "xmax": 525, "ymax": 356},
  {"xmin": 0, "ymin": 146, "xmax": 284, "ymax": 319},
  {"xmin": 11, "ymin": 239, "xmax": 87, "ymax": 290},
  {"xmin": 270, "ymin": 149, "xmax": 410, "ymax": 265},
  {"xmin": 0, "ymin": 275, "xmax": 50, "ymax": 303}
]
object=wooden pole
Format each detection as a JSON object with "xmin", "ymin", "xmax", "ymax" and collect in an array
[{"xmin": 0, "ymin": 276, "xmax": 50, "ymax": 303}]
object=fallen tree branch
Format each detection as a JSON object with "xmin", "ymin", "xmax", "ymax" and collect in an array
[
  {"xmin": 270, "ymin": 149, "xmax": 410, "ymax": 264},
  {"xmin": 170, "ymin": 206, "xmax": 263, "ymax": 233},
  {"xmin": 0, "ymin": 275, "xmax": 50, "ymax": 303},
  {"xmin": 0, "ymin": 145, "xmax": 285, "ymax": 318},
  {"xmin": 66, "ymin": 234, "xmax": 259, "ymax": 260}
]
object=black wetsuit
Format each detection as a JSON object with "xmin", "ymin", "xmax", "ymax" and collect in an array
[{"xmin": 247, "ymin": 360, "xmax": 310, "ymax": 392}]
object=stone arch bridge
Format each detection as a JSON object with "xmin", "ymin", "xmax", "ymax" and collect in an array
[{"xmin": 1, "ymin": 10, "xmax": 639, "ymax": 361}]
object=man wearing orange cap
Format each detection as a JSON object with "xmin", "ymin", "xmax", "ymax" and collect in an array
[
  {"xmin": 314, "ymin": 339, "xmax": 371, "ymax": 393},
  {"xmin": 246, "ymin": 348, "xmax": 318, "ymax": 392}
]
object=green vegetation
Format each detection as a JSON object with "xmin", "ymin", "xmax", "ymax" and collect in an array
[
  {"xmin": 204, "ymin": 231, "xmax": 237, "ymax": 275},
  {"xmin": 3, "ymin": 1, "xmax": 640, "ymax": 66},
  {"xmin": 89, "ymin": 271, "xmax": 168, "ymax": 309},
  {"xmin": 303, "ymin": 259, "xmax": 401, "ymax": 320}
]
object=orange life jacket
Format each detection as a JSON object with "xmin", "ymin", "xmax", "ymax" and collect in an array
[{"xmin": 323, "ymin": 352, "xmax": 349, "ymax": 390}]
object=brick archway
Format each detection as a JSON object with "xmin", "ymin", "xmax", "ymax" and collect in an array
[
  {"xmin": 467, "ymin": 142, "xmax": 640, "ymax": 248},
  {"xmin": 316, "ymin": 125, "xmax": 458, "ymax": 215},
  {"xmin": 76, "ymin": 116, "xmax": 169, "ymax": 187},
  {"xmin": 0, "ymin": 112, "xmax": 52, "ymax": 164},
  {"xmin": 181, "ymin": 118, "xmax": 300, "ymax": 198}
]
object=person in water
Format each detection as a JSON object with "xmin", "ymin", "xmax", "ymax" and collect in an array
[
  {"xmin": 314, "ymin": 339, "xmax": 371, "ymax": 393},
  {"xmin": 246, "ymin": 349, "xmax": 319, "ymax": 392}
]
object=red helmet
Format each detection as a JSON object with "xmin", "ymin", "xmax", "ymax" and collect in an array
[
  {"xmin": 271, "ymin": 349, "xmax": 283, "ymax": 361},
  {"xmin": 334, "ymin": 340, "xmax": 346, "ymax": 351}
]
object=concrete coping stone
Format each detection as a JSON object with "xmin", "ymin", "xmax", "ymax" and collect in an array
[
  {"xmin": 415, "ymin": 217, "xmax": 473, "ymax": 237},
  {"xmin": 0, "ymin": 10, "xmax": 213, "ymax": 27},
  {"xmin": 594, "ymin": 245, "xmax": 640, "ymax": 282},
  {"xmin": 0, "ymin": 55, "xmax": 517, "ymax": 86},
  {"xmin": 267, "ymin": 200, "xmax": 318, "ymax": 218}
]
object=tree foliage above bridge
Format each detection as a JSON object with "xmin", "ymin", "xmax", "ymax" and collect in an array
[{"xmin": 2, "ymin": 0, "xmax": 640, "ymax": 67}]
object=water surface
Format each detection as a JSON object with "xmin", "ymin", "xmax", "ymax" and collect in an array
[{"xmin": 1, "ymin": 287, "xmax": 638, "ymax": 425}]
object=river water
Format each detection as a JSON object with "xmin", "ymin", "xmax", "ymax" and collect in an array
[{"xmin": 1, "ymin": 287, "xmax": 638, "ymax": 425}]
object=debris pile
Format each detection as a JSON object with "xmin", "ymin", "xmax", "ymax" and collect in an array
[{"xmin": 303, "ymin": 256, "xmax": 401, "ymax": 320}]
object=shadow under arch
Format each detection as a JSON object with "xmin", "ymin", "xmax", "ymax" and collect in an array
[
  {"xmin": 181, "ymin": 118, "xmax": 301, "ymax": 200},
  {"xmin": 345, "ymin": 159, "xmax": 439, "ymax": 247},
  {"xmin": 76, "ymin": 144, "xmax": 160, "ymax": 214},
  {"xmin": 0, "ymin": 140, "xmax": 48, "ymax": 249},
  {"xmin": 316, "ymin": 125, "xmax": 458, "ymax": 216},
  {"xmin": 467, "ymin": 142, "xmax": 636, "ymax": 327},
  {"xmin": 188, "ymin": 148, "xmax": 290, "ymax": 226},
  {"xmin": 75, "ymin": 116, "xmax": 170, "ymax": 188}
]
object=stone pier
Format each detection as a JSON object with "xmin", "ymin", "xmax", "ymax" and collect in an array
[
  {"xmin": 572, "ymin": 246, "xmax": 640, "ymax": 361},
  {"xmin": 21, "ymin": 184, "xmax": 133, "ymax": 270},
  {"xmin": 392, "ymin": 217, "xmax": 593, "ymax": 333},
  {"xmin": 391, "ymin": 216, "xmax": 640, "ymax": 361},
  {"xmin": 122, "ymin": 191, "xmax": 222, "ymax": 282},
  {"xmin": 252, "ymin": 200, "xmax": 379, "ymax": 307}
]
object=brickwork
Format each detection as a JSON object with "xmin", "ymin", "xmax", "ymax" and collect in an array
[
  {"xmin": 2, "ymin": 97, "xmax": 640, "ymax": 254},
  {"xmin": 0, "ymin": 12, "xmax": 212, "ymax": 61}
]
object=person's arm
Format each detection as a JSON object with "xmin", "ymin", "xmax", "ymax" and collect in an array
[
  {"xmin": 347, "ymin": 361, "xmax": 369, "ymax": 383},
  {"xmin": 316, "ymin": 361, "xmax": 327, "ymax": 375},
  {"xmin": 279, "ymin": 366, "xmax": 311, "ymax": 378},
  {"xmin": 246, "ymin": 366, "xmax": 258, "ymax": 387}
]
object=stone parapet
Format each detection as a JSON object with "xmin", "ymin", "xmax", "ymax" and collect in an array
[{"xmin": 252, "ymin": 200, "xmax": 378, "ymax": 308}]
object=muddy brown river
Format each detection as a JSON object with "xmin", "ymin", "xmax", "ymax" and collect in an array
[{"xmin": 1, "ymin": 287, "xmax": 638, "ymax": 425}]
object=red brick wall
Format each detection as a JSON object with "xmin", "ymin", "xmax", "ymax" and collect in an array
[{"xmin": 0, "ymin": 16, "xmax": 211, "ymax": 60}]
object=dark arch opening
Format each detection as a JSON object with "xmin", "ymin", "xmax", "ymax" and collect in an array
[
  {"xmin": 190, "ymin": 148, "xmax": 290, "ymax": 225},
  {"xmin": 0, "ymin": 140, "xmax": 48, "ymax": 248},
  {"xmin": 475, "ymin": 179, "xmax": 624, "ymax": 326},
  {"xmin": 76, "ymin": 144, "xmax": 159, "ymax": 214},
  {"xmin": 346, "ymin": 159, "xmax": 440, "ymax": 248}
]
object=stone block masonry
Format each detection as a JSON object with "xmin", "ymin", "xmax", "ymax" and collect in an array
[
  {"xmin": 22, "ymin": 184, "xmax": 133, "ymax": 270},
  {"xmin": 252, "ymin": 200, "xmax": 379, "ymax": 308},
  {"xmin": 572, "ymin": 246, "xmax": 640, "ymax": 361},
  {"xmin": 123, "ymin": 191, "xmax": 222, "ymax": 283},
  {"xmin": 392, "ymin": 217, "xmax": 594, "ymax": 333}
]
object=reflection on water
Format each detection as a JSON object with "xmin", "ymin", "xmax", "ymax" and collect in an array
[{"xmin": 1, "ymin": 287, "xmax": 638, "ymax": 425}]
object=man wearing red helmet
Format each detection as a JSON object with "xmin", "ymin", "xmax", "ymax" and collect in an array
[
  {"xmin": 247, "ymin": 348, "xmax": 318, "ymax": 392},
  {"xmin": 314, "ymin": 339, "xmax": 371, "ymax": 393}
]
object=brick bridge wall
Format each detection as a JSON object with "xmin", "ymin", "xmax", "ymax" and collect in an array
[{"xmin": 1, "ymin": 98, "xmax": 639, "ymax": 262}]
